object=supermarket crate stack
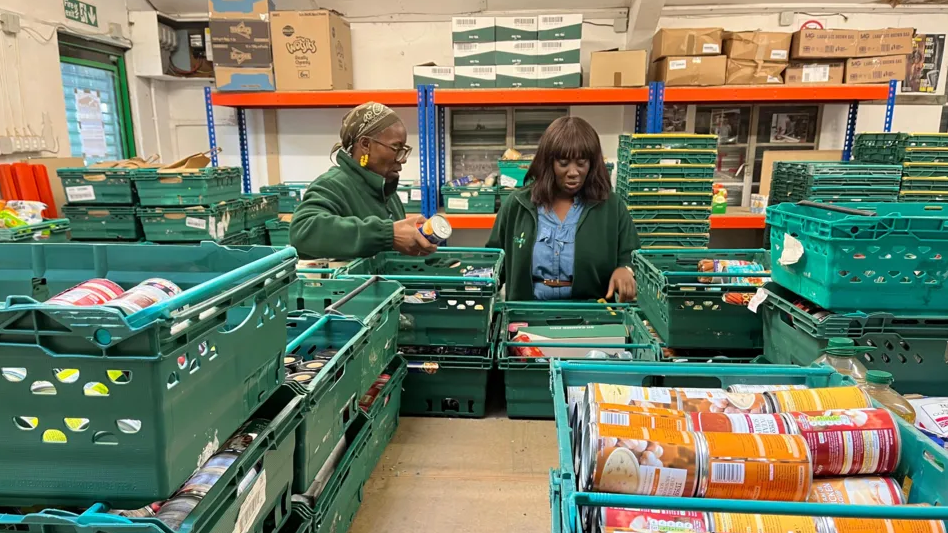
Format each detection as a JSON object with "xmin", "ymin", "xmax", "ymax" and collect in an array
[
  {"xmin": 617, "ymin": 134, "xmax": 718, "ymax": 249},
  {"xmin": 261, "ymin": 182, "xmax": 308, "ymax": 246},
  {"xmin": 769, "ymin": 161, "xmax": 902, "ymax": 205},
  {"xmin": 56, "ymin": 165, "xmax": 144, "ymax": 241}
]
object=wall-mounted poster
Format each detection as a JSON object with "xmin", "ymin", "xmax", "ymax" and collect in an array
[{"xmin": 904, "ymin": 34, "xmax": 945, "ymax": 93}]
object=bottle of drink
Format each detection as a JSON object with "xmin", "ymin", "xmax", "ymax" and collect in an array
[
  {"xmin": 813, "ymin": 338, "xmax": 870, "ymax": 384},
  {"xmin": 860, "ymin": 370, "xmax": 917, "ymax": 424}
]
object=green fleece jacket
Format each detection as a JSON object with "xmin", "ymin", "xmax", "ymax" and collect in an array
[
  {"xmin": 486, "ymin": 187, "xmax": 640, "ymax": 301},
  {"xmin": 290, "ymin": 152, "xmax": 406, "ymax": 259}
]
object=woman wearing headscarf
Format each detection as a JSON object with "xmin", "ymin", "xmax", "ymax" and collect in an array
[{"xmin": 290, "ymin": 102, "xmax": 438, "ymax": 259}]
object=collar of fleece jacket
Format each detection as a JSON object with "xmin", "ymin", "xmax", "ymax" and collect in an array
[{"xmin": 337, "ymin": 151, "xmax": 399, "ymax": 200}]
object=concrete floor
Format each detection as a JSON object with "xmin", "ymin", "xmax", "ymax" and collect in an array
[{"xmin": 350, "ymin": 417, "xmax": 558, "ymax": 533}]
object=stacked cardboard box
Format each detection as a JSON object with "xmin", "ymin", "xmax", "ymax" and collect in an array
[
  {"xmin": 589, "ymin": 50, "xmax": 648, "ymax": 88},
  {"xmin": 452, "ymin": 17, "xmax": 496, "ymax": 88},
  {"xmin": 209, "ymin": 0, "xmax": 275, "ymax": 92},
  {"xmin": 537, "ymin": 14, "xmax": 583, "ymax": 88},
  {"xmin": 650, "ymin": 28, "xmax": 726, "ymax": 86},
  {"xmin": 789, "ymin": 27, "xmax": 914, "ymax": 85},
  {"xmin": 723, "ymin": 31, "xmax": 793, "ymax": 85},
  {"xmin": 270, "ymin": 10, "xmax": 353, "ymax": 91},
  {"xmin": 496, "ymin": 16, "xmax": 538, "ymax": 88}
]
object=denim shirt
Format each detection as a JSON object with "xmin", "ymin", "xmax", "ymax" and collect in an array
[{"xmin": 532, "ymin": 199, "xmax": 584, "ymax": 300}]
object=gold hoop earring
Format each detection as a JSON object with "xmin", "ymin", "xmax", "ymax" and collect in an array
[{"xmin": 360, "ymin": 154, "xmax": 369, "ymax": 167}]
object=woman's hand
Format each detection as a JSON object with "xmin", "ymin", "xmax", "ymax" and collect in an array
[
  {"xmin": 393, "ymin": 215, "xmax": 438, "ymax": 256},
  {"xmin": 606, "ymin": 266, "xmax": 636, "ymax": 303}
]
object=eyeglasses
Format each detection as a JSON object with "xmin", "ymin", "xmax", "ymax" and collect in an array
[{"xmin": 369, "ymin": 138, "xmax": 412, "ymax": 162}]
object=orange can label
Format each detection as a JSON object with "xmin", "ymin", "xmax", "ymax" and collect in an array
[
  {"xmin": 690, "ymin": 413, "xmax": 793, "ymax": 434},
  {"xmin": 597, "ymin": 402, "xmax": 689, "ymax": 419},
  {"xmin": 711, "ymin": 513, "xmax": 822, "ymax": 533},
  {"xmin": 597, "ymin": 409, "xmax": 691, "ymax": 431},
  {"xmin": 769, "ymin": 387, "xmax": 871, "ymax": 412},
  {"xmin": 808, "ymin": 477, "xmax": 904, "ymax": 505},
  {"xmin": 700, "ymin": 433, "xmax": 812, "ymax": 501},
  {"xmin": 591, "ymin": 384, "xmax": 679, "ymax": 408},
  {"xmin": 677, "ymin": 388, "xmax": 771, "ymax": 414},
  {"xmin": 593, "ymin": 426, "xmax": 700, "ymax": 497},
  {"xmin": 833, "ymin": 518, "xmax": 946, "ymax": 533}
]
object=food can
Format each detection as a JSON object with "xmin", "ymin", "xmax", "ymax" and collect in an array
[
  {"xmin": 793, "ymin": 299, "xmax": 832, "ymax": 322},
  {"xmin": 592, "ymin": 403, "xmax": 692, "ymax": 431},
  {"xmin": 46, "ymin": 278, "xmax": 124, "ymax": 306},
  {"xmin": 790, "ymin": 408, "xmax": 901, "ymax": 476},
  {"xmin": 708, "ymin": 513, "xmax": 832, "ymax": 533},
  {"xmin": 102, "ymin": 278, "xmax": 182, "ymax": 315},
  {"xmin": 297, "ymin": 360, "xmax": 326, "ymax": 372},
  {"xmin": 689, "ymin": 412, "xmax": 796, "ymax": 434},
  {"xmin": 313, "ymin": 349, "xmax": 338, "ymax": 360},
  {"xmin": 728, "ymin": 384, "xmax": 809, "ymax": 393},
  {"xmin": 768, "ymin": 387, "xmax": 873, "ymax": 412},
  {"xmin": 582, "ymin": 423, "xmax": 701, "ymax": 498},
  {"xmin": 156, "ymin": 494, "xmax": 203, "ymax": 531},
  {"xmin": 286, "ymin": 371, "xmax": 317, "ymax": 385},
  {"xmin": 587, "ymin": 384, "xmax": 681, "ymax": 410},
  {"xmin": 830, "ymin": 517, "xmax": 946, "ymax": 533},
  {"xmin": 221, "ymin": 419, "xmax": 269, "ymax": 454},
  {"xmin": 697, "ymin": 432, "xmax": 812, "ymax": 501},
  {"xmin": 567, "ymin": 386, "xmax": 587, "ymax": 429},
  {"xmin": 599, "ymin": 508, "xmax": 710, "ymax": 533},
  {"xmin": 418, "ymin": 214, "xmax": 452, "ymax": 245},
  {"xmin": 283, "ymin": 355, "xmax": 302, "ymax": 370},
  {"xmin": 203, "ymin": 452, "xmax": 240, "ymax": 470},
  {"xmin": 178, "ymin": 465, "xmax": 227, "ymax": 497},
  {"xmin": 110, "ymin": 502, "xmax": 161, "ymax": 518},
  {"xmin": 676, "ymin": 388, "xmax": 773, "ymax": 414},
  {"xmin": 808, "ymin": 476, "xmax": 904, "ymax": 505}
]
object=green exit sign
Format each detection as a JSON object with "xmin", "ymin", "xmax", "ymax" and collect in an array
[{"xmin": 64, "ymin": 0, "xmax": 98, "ymax": 28}]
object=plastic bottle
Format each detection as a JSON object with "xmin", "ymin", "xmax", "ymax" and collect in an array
[
  {"xmin": 860, "ymin": 370, "xmax": 917, "ymax": 424},
  {"xmin": 813, "ymin": 338, "xmax": 870, "ymax": 384}
]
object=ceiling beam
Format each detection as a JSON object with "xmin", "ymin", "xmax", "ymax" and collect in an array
[{"xmin": 627, "ymin": 0, "xmax": 665, "ymax": 50}]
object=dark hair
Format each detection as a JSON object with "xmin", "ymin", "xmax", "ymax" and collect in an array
[{"xmin": 526, "ymin": 116, "xmax": 611, "ymax": 207}]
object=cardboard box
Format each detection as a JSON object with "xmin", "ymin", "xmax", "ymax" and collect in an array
[
  {"xmin": 537, "ymin": 39, "xmax": 581, "ymax": 64},
  {"xmin": 496, "ymin": 65, "xmax": 537, "ymax": 88},
  {"xmin": 537, "ymin": 63, "xmax": 581, "ymax": 88},
  {"xmin": 452, "ymin": 17, "xmax": 495, "ymax": 42},
  {"xmin": 538, "ymin": 14, "xmax": 583, "ymax": 40},
  {"xmin": 413, "ymin": 64, "xmax": 454, "ymax": 87},
  {"xmin": 784, "ymin": 61, "xmax": 845, "ymax": 85},
  {"xmin": 589, "ymin": 50, "xmax": 647, "ymax": 87},
  {"xmin": 791, "ymin": 29, "xmax": 859, "ymax": 59},
  {"xmin": 513, "ymin": 324, "xmax": 628, "ymax": 359},
  {"xmin": 652, "ymin": 55, "xmax": 727, "ymax": 86},
  {"xmin": 845, "ymin": 55, "xmax": 907, "ymax": 84},
  {"xmin": 857, "ymin": 28, "xmax": 915, "ymax": 57},
  {"xmin": 495, "ymin": 40, "xmax": 538, "ymax": 65},
  {"xmin": 208, "ymin": 0, "xmax": 272, "ymax": 20},
  {"xmin": 725, "ymin": 59, "xmax": 786, "ymax": 85},
  {"xmin": 455, "ymin": 66, "xmax": 496, "ymax": 88},
  {"xmin": 270, "ymin": 10, "xmax": 353, "ymax": 91},
  {"xmin": 453, "ymin": 42, "xmax": 496, "ymax": 66},
  {"xmin": 215, "ymin": 66, "xmax": 274, "ymax": 91},
  {"xmin": 724, "ymin": 31, "xmax": 792, "ymax": 61},
  {"xmin": 209, "ymin": 20, "xmax": 272, "ymax": 67},
  {"xmin": 495, "ymin": 16, "xmax": 537, "ymax": 41},
  {"xmin": 651, "ymin": 28, "xmax": 724, "ymax": 61}
]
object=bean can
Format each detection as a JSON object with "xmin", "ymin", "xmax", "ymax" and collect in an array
[
  {"xmin": 287, "ymin": 371, "xmax": 317, "ymax": 385},
  {"xmin": 697, "ymin": 432, "xmax": 812, "ymax": 501},
  {"xmin": 418, "ymin": 214, "xmax": 452, "ymax": 245},
  {"xmin": 689, "ymin": 412, "xmax": 795, "ymax": 434},
  {"xmin": 283, "ymin": 355, "xmax": 302, "ymax": 371},
  {"xmin": 829, "ymin": 517, "xmax": 946, "ymax": 533},
  {"xmin": 808, "ymin": 476, "xmax": 904, "ymax": 505},
  {"xmin": 708, "ymin": 513, "xmax": 833, "ymax": 533},
  {"xmin": 297, "ymin": 360, "xmax": 327, "ymax": 372},
  {"xmin": 768, "ymin": 387, "xmax": 873, "ymax": 413},
  {"xmin": 790, "ymin": 408, "xmax": 901, "ymax": 476},
  {"xmin": 103, "ymin": 278, "xmax": 182, "ymax": 315},
  {"xmin": 46, "ymin": 278, "xmax": 124, "ymax": 306},
  {"xmin": 676, "ymin": 389, "xmax": 773, "ymax": 414},
  {"xmin": 599, "ymin": 508, "xmax": 710, "ymax": 533},
  {"xmin": 593, "ymin": 403, "xmax": 692, "ymax": 431}
]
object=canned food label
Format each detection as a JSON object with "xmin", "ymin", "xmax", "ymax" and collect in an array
[
  {"xmin": 833, "ymin": 518, "xmax": 947, "ymax": 533},
  {"xmin": 234, "ymin": 470, "xmax": 267, "ymax": 533},
  {"xmin": 808, "ymin": 477, "xmax": 903, "ymax": 505},
  {"xmin": 598, "ymin": 403, "xmax": 690, "ymax": 420},
  {"xmin": 595, "ymin": 426, "xmax": 699, "ymax": 497},
  {"xmin": 691, "ymin": 412, "xmax": 791, "ymax": 434},
  {"xmin": 186, "ymin": 217, "xmax": 208, "ymax": 230},
  {"xmin": 678, "ymin": 389, "xmax": 770, "ymax": 414},
  {"xmin": 792, "ymin": 409, "xmax": 900, "ymax": 476},
  {"xmin": 599, "ymin": 410, "xmax": 690, "ymax": 431},
  {"xmin": 447, "ymin": 198, "xmax": 469, "ymax": 210},
  {"xmin": 770, "ymin": 387, "xmax": 872, "ymax": 412},
  {"xmin": 66, "ymin": 185, "xmax": 96, "ymax": 202},
  {"xmin": 591, "ymin": 384, "xmax": 675, "ymax": 406},
  {"xmin": 711, "ymin": 513, "xmax": 822, "ymax": 533},
  {"xmin": 602, "ymin": 508, "xmax": 709, "ymax": 533},
  {"xmin": 701, "ymin": 433, "xmax": 812, "ymax": 501}
]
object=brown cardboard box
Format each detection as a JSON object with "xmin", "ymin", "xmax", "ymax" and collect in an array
[
  {"xmin": 208, "ymin": 0, "xmax": 272, "ymax": 20},
  {"xmin": 724, "ymin": 31, "xmax": 793, "ymax": 61},
  {"xmin": 845, "ymin": 55, "xmax": 907, "ymax": 84},
  {"xmin": 589, "ymin": 50, "xmax": 647, "ymax": 87},
  {"xmin": 857, "ymin": 28, "xmax": 915, "ymax": 57},
  {"xmin": 725, "ymin": 59, "xmax": 786, "ymax": 85},
  {"xmin": 214, "ymin": 66, "xmax": 275, "ymax": 91},
  {"xmin": 652, "ymin": 55, "xmax": 727, "ymax": 86},
  {"xmin": 651, "ymin": 28, "xmax": 724, "ymax": 61},
  {"xmin": 784, "ymin": 61, "xmax": 846, "ymax": 85},
  {"xmin": 209, "ymin": 20, "xmax": 272, "ymax": 67},
  {"xmin": 270, "ymin": 10, "xmax": 353, "ymax": 91},
  {"xmin": 791, "ymin": 29, "xmax": 859, "ymax": 59}
]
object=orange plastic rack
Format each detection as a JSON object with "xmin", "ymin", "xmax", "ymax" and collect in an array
[
  {"xmin": 442, "ymin": 213, "xmax": 766, "ymax": 230},
  {"xmin": 433, "ymin": 87, "xmax": 650, "ymax": 106},
  {"xmin": 662, "ymin": 85, "xmax": 891, "ymax": 103},
  {"xmin": 210, "ymin": 90, "xmax": 418, "ymax": 108}
]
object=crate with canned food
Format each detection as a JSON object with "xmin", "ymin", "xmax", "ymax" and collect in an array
[
  {"xmin": 0, "ymin": 242, "xmax": 298, "ymax": 506},
  {"xmin": 550, "ymin": 359, "xmax": 948, "ymax": 533}
]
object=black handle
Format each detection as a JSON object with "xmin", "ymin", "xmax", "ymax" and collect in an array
[
  {"xmin": 325, "ymin": 275, "xmax": 380, "ymax": 315},
  {"xmin": 796, "ymin": 200, "xmax": 873, "ymax": 216}
]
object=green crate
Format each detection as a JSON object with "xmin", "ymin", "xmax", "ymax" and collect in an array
[
  {"xmin": 627, "ymin": 149, "xmax": 717, "ymax": 165},
  {"xmin": 623, "ymin": 191, "xmax": 713, "ymax": 206},
  {"xmin": 907, "ymin": 133, "xmax": 948, "ymax": 147},
  {"xmin": 340, "ymin": 248, "xmax": 504, "ymax": 347},
  {"xmin": 261, "ymin": 182, "xmax": 310, "ymax": 213},
  {"xmin": 634, "ymin": 249, "xmax": 769, "ymax": 349},
  {"xmin": 0, "ymin": 218, "xmax": 71, "ymax": 242},
  {"xmin": 310, "ymin": 413, "xmax": 374, "ymax": 533},
  {"xmin": 219, "ymin": 230, "xmax": 251, "ymax": 246},
  {"xmin": 852, "ymin": 146, "xmax": 902, "ymax": 164},
  {"xmin": 855, "ymin": 132, "xmax": 909, "ymax": 148},
  {"xmin": 139, "ymin": 200, "xmax": 245, "ymax": 242},
  {"xmin": 267, "ymin": 218, "xmax": 291, "ymax": 246},
  {"xmin": 499, "ymin": 160, "xmax": 531, "ymax": 187},
  {"xmin": 635, "ymin": 220, "xmax": 711, "ymax": 234},
  {"xmin": 639, "ymin": 234, "xmax": 710, "ymax": 249},
  {"xmin": 550, "ymin": 360, "xmax": 948, "ymax": 533},
  {"xmin": 630, "ymin": 313, "xmax": 760, "ymax": 363},
  {"xmin": 361, "ymin": 356, "xmax": 407, "ymax": 469},
  {"xmin": 398, "ymin": 346, "xmax": 493, "ymax": 417},
  {"xmin": 899, "ymin": 192, "xmax": 948, "ymax": 202},
  {"xmin": 902, "ymin": 162, "xmax": 948, "ymax": 177},
  {"xmin": 442, "ymin": 185, "xmax": 499, "ymax": 214},
  {"xmin": 496, "ymin": 303, "xmax": 661, "ymax": 419},
  {"xmin": 551, "ymin": 469, "xmax": 564, "ymax": 533},
  {"xmin": 242, "ymin": 193, "xmax": 280, "ymax": 229},
  {"xmin": 903, "ymin": 147, "xmax": 948, "ymax": 163},
  {"xmin": 56, "ymin": 168, "xmax": 138, "ymax": 205},
  {"xmin": 617, "ymin": 179, "xmax": 714, "ymax": 194},
  {"xmin": 767, "ymin": 202, "xmax": 948, "ymax": 313},
  {"xmin": 279, "ymin": 505, "xmax": 314, "ymax": 533},
  {"xmin": 899, "ymin": 177, "xmax": 948, "ymax": 191},
  {"xmin": 133, "ymin": 168, "xmax": 242, "ymax": 207},
  {"xmin": 247, "ymin": 225, "xmax": 269, "ymax": 244},
  {"xmin": 622, "ymin": 133, "xmax": 718, "ymax": 150},
  {"xmin": 396, "ymin": 186, "xmax": 423, "ymax": 213},
  {"xmin": 62, "ymin": 205, "xmax": 142, "ymax": 241},
  {"xmin": 619, "ymin": 165, "xmax": 716, "ymax": 180},
  {"xmin": 628, "ymin": 206, "xmax": 712, "ymax": 221},
  {"xmin": 0, "ymin": 242, "xmax": 297, "ymax": 506}
]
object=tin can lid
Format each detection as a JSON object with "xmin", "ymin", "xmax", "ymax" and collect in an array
[{"xmin": 865, "ymin": 370, "xmax": 894, "ymax": 384}]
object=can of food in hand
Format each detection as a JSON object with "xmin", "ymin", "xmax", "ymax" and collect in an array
[
  {"xmin": 830, "ymin": 517, "xmax": 946, "ymax": 533},
  {"xmin": 178, "ymin": 465, "xmax": 227, "ymax": 497},
  {"xmin": 599, "ymin": 508, "xmax": 710, "ymax": 533},
  {"xmin": 808, "ymin": 476, "xmax": 904, "ymax": 505},
  {"xmin": 677, "ymin": 388, "xmax": 773, "ymax": 414},
  {"xmin": 582, "ymin": 423, "xmax": 701, "ymax": 498},
  {"xmin": 46, "ymin": 278, "xmax": 125, "ymax": 306},
  {"xmin": 768, "ymin": 387, "xmax": 873, "ymax": 413},
  {"xmin": 418, "ymin": 214, "xmax": 452, "ymax": 245},
  {"xmin": 708, "ymin": 513, "xmax": 832, "ymax": 533},
  {"xmin": 697, "ymin": 432, "xmax": 812, "ymax": 501},
  {"xmin": 286, "ymin": 371, "xmax": 317, "ymax": 385},
  {"xmin": 689, "ymin": 412, "xmax": 796, "ymax": 434},
  {"xmin": 156, "ymin": 494, "xmax": 203, "ymax": 531},
  {"xmin": 283, "ymin": 355, "xmax": 302, "ymax": 371},
  {"xmin": 790, "ymin": 408, "xmax": 901, "ymax": 476},
  {"xmin": 728, "ymin": 384, "xmax": 809, "ymax": 394},
  {"xmin": 102, "ymin": 278, "xmax": 182, "ymax": 315},
  {"xmin": 221, "ymin": 419, "xmax": 269, "ymax": 454}
]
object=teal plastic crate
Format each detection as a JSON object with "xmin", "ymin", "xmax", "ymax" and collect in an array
[
  {"xmin": 618, "ymin": 178, "xmax": 714, "ymax": 194},
  {"xmin": 899, "ymin": 177, "xmax": 948, "ymax": 191},
  {"xmin": 622, "ymin": 133, "xmax": 718, "ymax": 150},
  {"xmin": 261, "ymin": 182, "xmax": 310, "ymax": 213},
  {"xmin": 133, "ymin": 168, "xmax": 242, "ymax": 207},
  {"xmin": 620, "ymin": 165, "xmax": 716, "ymax": 180},
  {"xmin": 219, "ymin": 230, "xmax": 250, "ymax": 245},
  {"xmin": 340, "ymin": 248, "xmax": 504, "ymax": 347},
  {"xmin": 0, "ymin": 218, "xmax": 71, "ymax": 242},
  {"xmin": 767, "ymin": 202, "xmax": 948, "ymax": 313},
  {"xmin": 266, "ymin": 218, "xmax": 291, "ymax": 246},
  {"xmin": 442, "ymin": 185, "xmax": 498, "ymax": 214},
  {"xmin": 398, "ymin": 346, "xmax": 493, "ymax": 418},
  {"xmin": 361, "ymin": 356, "xmax": 407, "ymax": 469},
  {"xmin": 635, "ymin": 220, "xmax": 711, "ymax": 234},
  {"xmin": 139, "ymin": 200, "xmax": 245, "ymax": 242},
  {"xmin": 396, "ymin": 186, "xmax": 423, "ymax": 213},
  {"xmin": 242, "ymin": 193, "xmax": 280, "ymax": 229},
  {"xmin": 247, "ymin": 225, "xmax": 268, "ymax": 245},
  {"xmin": 499, "ymin": 160, "xmax": 531, "ymax": 187},
  {"xmin": 56, "ymin": 167, "xmax": 138, "ymax": 205},
  {"xmin": 628, "ymin": 206, "xmax": 712, "ymax": 221},
  {"xmin": 0, "ymin": 242, "xmax": 297, "ymax": 507},
  {"xmin": 627, "ymin": 149, "xmax": 717, "ymax": 165},
  {"xmin": 907, "ymin": 133, "xmax": 948, "ymax": 147},
  {"xmin": 899, "ymin": 191, "xmax": 948, "ymax": 202},
  {"xmin": 62, "ymin": 206, "xmax": 142, "ymax": 241},
  {"xmin": 623, "ymin": 191, "xmax": 713, "ymax": 206},
  {"xmin": 639, "ymin": 234, "xmax": 710, "ymax": 249},
  {"xmin": 551, "ymin": 359, "xmax": 948, "ymax": 533},
  {"xmin": 496, "ymin": 302, "xmax": 661, "ymax": 419},
  {"xmin": 903, "ymin": 147, "xmax": 948, "ymax": 163},
  {"xmin": 551, "ymin": 469, "xmax": 564, "ymax": 533},
  {"xmin": 634, "ymin": 249, "xmax": 769, "ymax": 349},
  {"xmin": 900, "ymin": 162, "xmax": 948, "ymax": 177},
  {"xmin": 311, "ymin": 412, "xmax": 374, "ymax": 533}
]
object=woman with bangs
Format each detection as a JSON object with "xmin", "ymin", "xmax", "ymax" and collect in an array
[{"xmin": 487, "ymin": 116, "xmax": 640, "ymax": 302}]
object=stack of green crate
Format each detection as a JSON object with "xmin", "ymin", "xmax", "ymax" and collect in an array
[
  {"xmin": 853, "ymin": 132, "xmax": 948, "ymax": 164},
  {"xmin": 770, "ymin": 161, "xmax": 902, "ymax": 205},
  {"xmin": 617, "ymin": 134, "xmax": 717, "ymax": 249},
  {"xmin": 0, "ymin": 218, "xmax": 71, "ymax": 243},
  {"xmin": 261, "ymin": 182, "xmax": 308, "ymax": 245},
  {"xmin": 240, "ymin": 193, "xmax": 279, "ymax": 244},
  {"xmin": 57, "ymin": 166, "xmax": 144, "ymax": 241},
  {"xmin": 901, "ymin": 163, "xmax": 948, "ymax": 202},
  {"xmin": 396, "ymin": 184, "xmax": 424, "ymax": 213},
  {"xmin": 441, "ymin": 183, "xmax": 500, "ymax": 214}
]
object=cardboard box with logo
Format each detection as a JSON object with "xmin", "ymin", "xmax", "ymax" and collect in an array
[
  {"xmin": 453, "ymin": 42, "xmax": 496, "ymax": 66},
  {"xmin": 208, "ymin": 0, "xmax": 273, "ymax": 20},
  {"xmin": 497, "ymin": 65, "xmax": 537, "ymax": 88},
  {"xmin": 724, "ymin": 31, "xmax": 793, "ymax": 62},
  {"xmin": 495, "ymin": 40, "xmax": 538, "ymax": 65},
  {"xmin": 270, "ymin": 10, "xmax": 353, "ymax": 91},
  {"xmin": 537, "ymin": 39, "xmax": 581, "ymax": 64},
  {"xmin": 791, "ymin": 29, "xmax": 858, "ymax": 59},
  {"xmin": 652, "ymin": 55, "xmax": 727, "ymax": 86},
  {"xmin": 215, "ymin": 67, "xmax": 275, "ymax": 91},
  {"xmin": 413, "ymin": 63, "xmax": 454, "ymax": 87},
  {"xmin": 652, "ymin": 28, "xmax": 724, "ymax": 61},
  {"xmin": 845, "ymin": 55, "xmax": 907, "ymax": 84},
  {"xmin": 784, "ymin": 61, "xmax": 845, "ymax": 85},
  {"xmin": 589, "ymin": 50, "xmax": 647, "ymax": 87},
  {"xmin": 455, "ymin": 66, "xmax": 496, "ymax": 88},
  {"xmin": 538, "ymin": 14, "xmax": 583, "ymax": 41},
  {"xmin": 495, "ymin": 16, "xmax": 537, "ymax": 41},
  {"xmin": 725, "ymin": 59, "xmax": 786, "ymax": 85},
  {"xmin": 857, "ymin": 28, "xmax": 915, "ymax": 57},
  {"xmin": 452, "ymin": 17, "xmax": 495, "ymax": 42},
  {"xmin": 209, "ymin": 20, "xmax": 272, "ymax": 68}
]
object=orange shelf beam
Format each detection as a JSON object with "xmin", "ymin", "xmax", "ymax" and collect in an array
[
  {"xmin": 663, "ymin": 85, "xmax": 890, "ymax": 103},
  {"xmin": 434, "ymin": 87, "xmax": 650, "ymax": 106},
  {"xmin": 443, "ymin": 212, "xmax": 765, "ymax": 230},
  {"xmin": 210, "ymin": 90, "xmax": 418, "ymax": 108}
]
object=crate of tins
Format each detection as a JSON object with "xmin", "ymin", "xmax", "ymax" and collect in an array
[
  {"xmin": 495, "ymin": 302, "xmax": 661, "ymax": 419},
  {"xmin": 266, "ymin": 215, "xmax": 293, "ymax": 247},
  {"xmin": 396, "ymin": 185, "xmax": 423, "ymax": 214},
  {"xmin": 0, "ymin": 242, "xmax": 297, "ymax": 506},
  {"xmin": 441, "ymin": 183, "xmax": 499, "ymax": 214},
  {"xmin": 550, "ymin": 359, "xmax": 948, "ymax": 533},
  {"xmin": 61, "ymin": 205, "xmax": 142, "ymax": 241},
  {"xmin": 398, "ymin": 341, "xmax": 494, "ymax": 418},
  {"xmin": 900, "ymin": 162, "xmax": 948, "ymax": 202},
  {"xmin": 854, "ymin": 132, "xmax": 948, "ymax": 163},
  {"xmin": 770, "ymin": 161, "xmax": 902, "ymax": 204},
  {"xmin": 261, "ymin": 182, "xmax": 310, "ymax": 213},
  {"xmin": 138, "ymin": 200, "xmax": 246, "ymax": 243},
  {"xmin": 241, "ymin": 193, "xmax": 280, "ymax": 229},
  {"xmin": 0, "ymin": 218, "xmax": 71, "ymax": 243},
  {"xmin": 56, "ymin": 165, "xmax": 143, "ymax": 205}
]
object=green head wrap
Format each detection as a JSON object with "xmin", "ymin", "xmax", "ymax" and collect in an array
[{"xmin": 331, "ymin": 101, "xmax": 401, "ymax": 158}]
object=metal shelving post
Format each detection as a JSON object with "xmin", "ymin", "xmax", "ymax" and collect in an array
[
  {"xmin": 425, "ymin": 85, "xmax": 438, "ymax": 218},
  {"xmin": 236, "ymin": 108, "xmax": 250, "ymax": 193},
  {"xmin": 646, "ymin": 82, "xmax": 665, "ymax": 133},
  {"xmin": 416, "ymin": 85, "xmax": 430, "ymax": 216},
  {"xmin": 884, "ymin": 78, "xmax": 898, "ymax": 133},
  {"xmin": 204, "ymin": 86, "xmax": 219, "ymax": 167}
]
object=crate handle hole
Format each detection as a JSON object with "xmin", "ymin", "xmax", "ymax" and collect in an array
[
  {"xmin": 189, "ymin": 358, "xmax": 201, "ymax": 374},
  {"xmin": 107, "ymin": 370, "xmax": 132, "ymax": 384},
  {"xmin": 54, "ymin": 369, "xmax": 80, "ymax": 384},
  {"xmin": 898, "ymin": 354, "xmax": 907, "ymax": 364},
  {"xmin": 42, "ymin": 429, "xmax": 67, "ymax": 443},
  {"xmin": 863, "ymin": 353, "xmax": 874, "ymax": 363},
  {"xmin": 441, "ymin": 398, "xmax": 460, "ymax": 412},
  {"xmin": 257, "ymin": 315, "xmax": 265, "ymax": 328},
  {"xmin": 924, "ymin": 450, "xmax": 945, "ymax": 472},
  {"xmin": 838, "ymin": 270, "xmax": 850, "ymax": 277},
  {"xmin": 2, "ymin": 368, "xmax": 26, "ymax": 382},
  {"xmin": 117, "ymin": 419, "xmax": 141, "ymax": 434},
  {"xmin": 884, "ymin": 341, "xmax": 895, "ymax": 351},
  {"xmin": 905, "ymin": 253, "xmax": 917, "ymax": 260},
  {"xmin": 853, "ymin": 253, "xmax": 865, "ymax": 260},
  {"xmin": 849, "ymin": 276, "xmax": 862, "ymax": 283},
  {"xmin": 177, "ymin": 355, "xmax": 189, "ymax": 370},
  {"xmin": 881, "ymin": 353, "xmax": 891, "ymax": 363},
  {"xmin": 83, "ymin": 382, "xmax": 109, "ymax": 397},
  {"xmin": 915, "ymin": 354, "xmax": 924, "ymax": 364},
  {"xmin": 92, "ymin": 431, "xmax": 118, "ymax": 445},
  {"xmin": 65, "ymin": 418, "xmax": 89, "ymax": 432},
  {"xmin": 167, "ymin": 373, "xmax": 180, "ymax": 389},
  {"xmin": 14, "ymin": 416, "xmax": 37, "ymax": 430},
  {"xmin": 30, "ymin": 381, "xmax": 56, "ymax": 395}
]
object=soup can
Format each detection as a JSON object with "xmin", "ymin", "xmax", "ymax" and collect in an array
[
  {"xmin": 418, "ymin": 214, "xmax": 452, "ymax": 245},
  {"xmin": 728, "ymin": 384, "xmax": 809, "ymax": 394},
  {"xmin": 586, "ymin": 384, "xmax": 680, "ymax": 411},
  {"xmin": 696, "ymin": 432, "xmax": 812, "ymax": 501},
  {"xmin": 287, "ymin": 371, "xmax": 317, "ymax": 385},
  {"xmin": 808, "ymin": 476, "xmax": 904, "ymax": 505},
  {"xmin": 829, "ymin": 517, "xmax": 946, "ymax": 533},
  {"xmin": 677, "ymin": 389, "xmax": 773, "ymax": 414},
  {"xmin": 283, "ymin": 355, "xmax": 302, "ymax": 371},
  {"xmin": 599, "ymin": 508, "xmax": 710, "ymax": 533},
  {"xmin": 221, "ymin": 419, "xmax": 269, "ymax": 454},
  {"xmin": 103, "ymin": 278, "xmax": 182, "ymax": 315},
  {"xmin": 297, "ymin": 360, "xmax": 327, "ymax": 372},
  {"xmin": 768, "ymin": 387, "xmax": 873, "ymax": 412},
  {"xmin": 789, "ymin": 408, "xmax": 901, "ymax": 476},
  {"xmin": 708, "ymin": 513, "xmax": 833, "ymax": 533},
  {"xmin": 592, "ymin": 403, "xmax": 692, "ymax": 431},
  {"xmin": 689, "ymin": 412, "xmax": 796, "ymax": 434},
  {"xmin": 46, "ymin": 278, "xmax": 124, "ymax": 306}
]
